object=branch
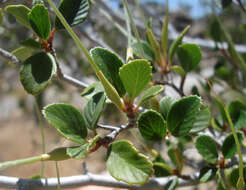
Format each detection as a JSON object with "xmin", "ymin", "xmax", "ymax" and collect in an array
[
  {"xmin": 0, "ymin": 173, "xmax": 200, "ymax": 189},
  {"xmin": 0, "ymin": 48, "xmax": 21, "ymax": 67},
  {"xmin": 154, "ymin": 80, "xmax": 185, "ymax": 97},
  {"xmin": 0, "ymin": 47, "xmax": 88, "ymax": 90}
]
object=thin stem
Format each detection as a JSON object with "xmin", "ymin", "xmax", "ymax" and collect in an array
[
  {"xmin": 123, "ymin": 0, "xmax": 145, "ymax": 58},
  {"xmin": 34, "ymin": 97, "xmax": 46, "ymax": 176},
  {"xmin": 55, "ymin": 162, "xmax": 61, "ymax": 190},
  {"xmin": 47, "ymin": 0, "xmax": 99, "ymax": 73},
  {"xmin": 0, "ymin": 156, "xmax": 42, "ymax": 170},
  {"xmin": 225, "ymin": 108, "xmax": 245, "ymax": 189}
]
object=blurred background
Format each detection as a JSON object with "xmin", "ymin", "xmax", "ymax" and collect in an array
[{"xmin": 1, "ymin": 0, "xmax": 246, "ymax": 189}]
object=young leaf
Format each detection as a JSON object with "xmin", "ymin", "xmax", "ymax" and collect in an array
[
  {"xmin": 28, "ymin": 4, "xmax": 51, "ymax": 40},
  {"xmin": 209, "ymin": 17, "xmax": 222, "ymax": 42},
  {"xmin": 222, "ymin": 132, "xmax": 243, "ymax": 159},
  {"xmin": 138, "ymin": 85, "xmax": 163, "ymax": 107},
  {"xmin": 5, "ymin": 5, "xmax": 31, "ymax": 29},
  {"xmin": 81, "ymin": 82, "xmax": 104, "ymax": 99},
  {"xmin": 199, "ymin": 167, "xmax": 217, "ymax": 183},
  {"xmin": 177, "ymin": 43, "xmax": 202, "ymax": 72},
  {"xmin": 90, "ymin": 47, "xmax": 125, "ymax": 97},
  {"xmin": 20, "ymin": 38, "xmax": 42, "ymax": 49},
  {"xmin": 161, "ymin": 15, "xmax": 168, "ymax": 58},
  {"xmin": 138, "ymin": 110, "xmax": 166, "ymax": 141},
  {"xmin": 66, "ymin": 135, "xmax": 100, "ymax": 159},
  {"xmin": 119, "ymin": 59, "xmax": 152, "ymax": 99},
  {"xmin": 190, "ymin": 104, "xmax": 211, "ymax": 133},
  {"xmin": 195, "ymin": 135, "xmax": 218, "ymax": 164},
  {"xmin": 82, "ymin": 92, "xmax": 106, "ymax": 131},
  {"xmin": 43, "ymin": 103, "xmax": 87, "ymax": 144},
  {"xmin": 55, "ymin": 0, "xmax": 90, "ymax": 30},
  {"xmin": 131, "ymin": 41, "xmax": 155, "ymax": 61},
  {"xmin": 146, "ymin": 29, "xmax": 162, "ymax": 63},
  {"xmin": 167, "ymin": 148, "xmax": 183, "ymax": 171},
  {"xmin": 169, "ymin": 25, "xmax": 190, "ymax": 62},
  {"xmin": 153, "ymin": 162, "xmax": 172, "ymax": 177},
  {"xmin": 167, "ymin": 96, "xmax": 201, "ymax": 137},
  {"xmin": 19, "ymin": 52, "xmax": 57, "ymax": 95},
  {"xmin": 106, "ymin": 140, "xmax": 153, "ymax": 185},
  {"xmin": 160, "ymin": 96, "xmax": 176, "ymax": 120}
]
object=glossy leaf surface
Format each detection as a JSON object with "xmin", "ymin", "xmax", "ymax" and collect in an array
[
  {"xmin": 167, "ymin": 96, "xmax": 201, "ymax": 137},
  {"xmin": 43, "ymin": 103, "xmax": 87, "ymax": 144},
  {"xmin": 55, "ymin": 0, "xmax": 89, "ymax": 30},
  {"xmin": 106, "ymin": 140, "xmax": 153, "ymax": 185},
  {"xmin": 138, "ymin": 110, "xmax": 166, "ymax": 141},
  {"xmin": 195, "ymin": 135, "xmax": 218, "ymax": 164}
]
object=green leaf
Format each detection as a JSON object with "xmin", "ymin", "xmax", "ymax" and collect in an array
[
  {"xmin": 167, "ymin": 148, "xmax": 183, "ymax": 171},
  {"xmin": 146, "ymin": 29, "xmax": 162, "ymax": 63},
  {"xmin": 153, "ymin": 162, "xmax": 172, "ymax": 177},
  {"xmin": 0, "ymin": 8, "xmax": 3, "ymax": 25},
  {"xmin": 90, "ymin": 47, "xmax": 125, "ymax": 97},
  {"xmin": 222, "ymin": 132, "xmax": 243, "ymax": 159},
  {"xmin": 138, "ymin": 85, "xmax": 163, "ymax": 107},
  {"xmin": 55, "ymin": 0, "xmax": 90, "ymax": 30},
  {"xmin": 190, "ymin": 104, "xmax": 211, "ymax": 133},
  {"xmin": 81, "ymin": 82, "xmax": 104, "ymax": 99},
  {"xmin": 19, "ymin": 52, "xmax": 56, "ymax": 95},
  {"xmin": 177, "ymin": 43, "xmax": 202, "ymax": 72},
  {"xmin": 28, "ymin": 4, "xmax": 51, "ymax": 40},
  {"xmin": 229, "ymin": 100, "xmax": 246, "ymax": 129},
  {"xmin": 106, "ymin": 140, "xmax": 153, "ymax": 185},
  {"xmin": 167, "ymin": 95, "xmax": 201, "ymax": 137},
  {"xmin": 199, "ymin": 167, "xmax": 217, "ymax": 183},
  {"xmin": 67, "ymin": 135, "xmax": 100, "ymax": 159},
  {"xmin": 195, "ymin": 135, "xmax": 218, "ymax": 164},
  {"xmin": 222, "ymin": 0, "xmax": 232, "ymax": 9},
  {"xmin": 43, "ymin": 103, "xmax": 87, "ymax": 144},
  {"xmin": 119, "ymin": 59, "xmax": 152, "ymax": 99},
  {"xmin": 229, "ymin": 167, "xmax": 246, "ymax": 188},
  {"xmin": 169, "ymin": 25, "xmax": 190, "ymax": 62},
  {"xmin": 160, "ymin": 96, "xmax": 176, "ymax": 120},
  {"xmin": 131, "ymin": 41, "xmax": 155, "ymax": 61},
  {"xmin": 20, "ymin": 38, "xmax": 42, "ymax": 49},
  {"xmin": 9, "ymin": 46, "xmax": 35, "ymax": 65},
  {"xmin": 138, "ymin": 110, "xmax": 166, "ymax": 141},
  {"xmin": 171, "ymin": 65, "xmax": 185, "ymax": 78},
  {"xmin": 82, "ymin": 92, "xmax": 106, "ymax": 131},
  {"xmin": 5, "ymin": 5, "xmax": 31, "ymax": 29}
]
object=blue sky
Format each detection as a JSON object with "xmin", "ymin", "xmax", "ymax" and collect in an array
[
  {"xmin": 142, "ymin": 0, "xmax": 209, "ymax": 18},
  {"xmin": 109, "ymin": 0, "xmax": 210, "ymax": 18}
]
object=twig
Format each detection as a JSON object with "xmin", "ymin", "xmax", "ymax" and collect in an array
[
  {"xmin": 0, "ymin": 48, "xmax": 21, "ymax": 67},
  {"xmin": 154, "ymin": 80, "xmax": 185, "ymax": 97},
  {"xmin": 0, "ymin": 173, "xmax": 200, "ymax": 189}
]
